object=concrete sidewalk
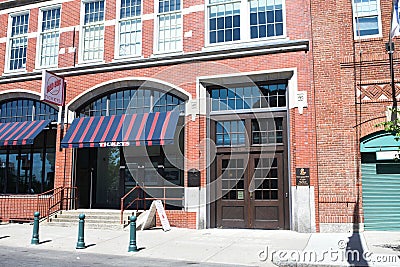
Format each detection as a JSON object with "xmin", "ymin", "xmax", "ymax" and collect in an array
[{"xmin": 0, "ymin": 223, "xmax": 399, "ymax": 267}]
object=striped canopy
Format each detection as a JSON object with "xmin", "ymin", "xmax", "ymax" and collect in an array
[
  {"xmin": 61, "ymin": 111, "xmax": 180, "ymax": 148},
  {"xmin": 0, "ymin": 120, "xmax": 51, "ymax": 146}
]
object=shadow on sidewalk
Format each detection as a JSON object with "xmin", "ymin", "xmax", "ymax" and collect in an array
[{"xmin": 346, "ymin": 201, "xmax": 369, "ymax": 266}]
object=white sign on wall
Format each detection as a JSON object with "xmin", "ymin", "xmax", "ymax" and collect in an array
[
  {"xmin": 297, "ymin": 91, "xmax": 308, "ymax": 114},
  {"xmin": 41, "ymin": 70, "xmax": 65, "ymax": 106}
]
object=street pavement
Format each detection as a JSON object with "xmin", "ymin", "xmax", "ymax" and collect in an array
[{"xmin": 0, "ymin": 223, "xmax": 399, "ymax": 266}]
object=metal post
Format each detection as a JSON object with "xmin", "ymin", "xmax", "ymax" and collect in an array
[
  {"xmin": 128, "ymin": 215, "xmax": 138, "ymax": 252},
  {"xmin": 90, "ymin": 168, "xmax": 93, "ymax": 209},
  {"xmin": 76, "ymin": 213, "xmax": 85, "ymax": 249},
  {"xmin": 386, "ymin": 41, "xmax": 397, "ymax": 122},
  {"xmin": 31, "ymin": 211, "xmax": 40, "ymax": 245}
]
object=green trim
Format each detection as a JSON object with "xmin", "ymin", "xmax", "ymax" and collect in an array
[{"xmin": 360, "ymin": 131, "xmax": 400, "ymax": 152}]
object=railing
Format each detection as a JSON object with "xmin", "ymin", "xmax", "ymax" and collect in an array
[
  {"xmin": 0, "ymin": 186, "xmax": 78, "ymax": 223},
  {"xmin": 120, "ymin": 185, "xmax": 184, "ymax": 224},
  {"xmin": 120, "ymin": 186, "xmax": 141, "ymax": 224},
  {"xmin": 40, "ymin": 186, "xmax": 78, "ymax": 222}
]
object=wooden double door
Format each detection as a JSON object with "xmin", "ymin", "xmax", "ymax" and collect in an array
[{"xmin": 216, "ymin": 153, "xmax": 288, "ymax": 229}]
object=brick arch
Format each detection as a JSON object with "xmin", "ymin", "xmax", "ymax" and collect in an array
[
  {"xmin": 67, "ymin": 77, "xmax": 192, "ymax": 111},
  {"xmin": 360, "ymin": 117, "xmax": 386, "ymax": 140},
  {"xmin": 0, "ymin": 89, "xmax": 58, "ymax": 109}
]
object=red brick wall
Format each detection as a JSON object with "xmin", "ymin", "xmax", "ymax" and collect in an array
[
  {"xmin": 311, "ymin": 0, "xmax": 400, "ymax": 228},
  {"xmin": 155, "ymin": 210, "xmax": 197, "ymax": 229},
  {"xmin": 55, "ymin": 125, "xmax": 74, "ymax": 189},
  {"xmin": 0, "ymin": 196, "xmax": 49, "ymax": 221}
]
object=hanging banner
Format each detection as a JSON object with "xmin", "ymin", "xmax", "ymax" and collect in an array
[{"xmin": 41, "ymin": 70, "xmax": 65, "ymax": 106}]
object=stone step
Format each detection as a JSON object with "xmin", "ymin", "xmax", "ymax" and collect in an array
[
  {"xmin": 52, "ymin": 214, "xmax": 127, "ymax": 220},
  {"xmin": 44, "ymin": 221, "xmax": 128, "ymax": 230},
  {"xmin": 49, "ymin": 217, "xmax": 121, "ymax": 224},
  {"xmin": 44, "ymin": 209, "xmax": 144, "ymax": 230}
]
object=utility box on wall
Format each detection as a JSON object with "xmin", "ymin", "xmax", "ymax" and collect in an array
[{"xmin": 187, "ymin": 168, "xmax": 201, "ymax": 187}]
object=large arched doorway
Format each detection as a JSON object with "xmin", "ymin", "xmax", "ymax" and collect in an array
[
  {"xmin": 65, "ymin": 86, "xmax": 186, "ymax": 209},
  {"xmin": 360, "ymin": 131, "xmax": 400, "ymax": 231}
]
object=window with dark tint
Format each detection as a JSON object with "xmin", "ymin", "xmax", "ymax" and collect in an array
[
  {"xmin": 208, "ymin": 0, "xmax": 240, "ymax": 43},
  {"xmin": 250, "ymin": 0, "xmax": 283, "ymax": 39},
  {"xmin": 0, "ymin": 99, "xmax": 58, "ymax": 123},
  {"xmin": 0, "ymin": 130, "xmax": 56, "ymax": 194},
  {"xmin": 216, "ymin": 120, "xmax": 246, "ymax": 146},
  {"xmin": 253, "ymin": 157, "xmax": 278, "ymax": 199},
  {"xmin": 9, "ymin": 13, "xmax": 29, "ymax": 71},
  {"xmin": 221, "ymin": 158, "xmax": 244, "ymax": 199},
  {"xmin": 209, "ymin": 83, "xmax": 287, "ymax": 112},
  {"xmin": 252, "ymin": 117, "xmax": 283, "ymax": 144}
]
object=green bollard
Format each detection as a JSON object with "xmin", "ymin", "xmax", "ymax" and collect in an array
[
  {"xmin": 76, "ymin": 214, "xmax": 86, "ymax": 249},
  {"xmin": 31, "ymin": 211, "xmax": 40, "ymax": 245},
  {"xmin": 128, "ymin": 215, "xmax": 138, "ymax": 252}
]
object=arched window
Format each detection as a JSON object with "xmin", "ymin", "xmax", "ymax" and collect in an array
[
  {"xmin": 0, "ymin": 99, "xmax": 58, "ymax": 123},
  {"xmin": 77, "ymin": 88, "xmax": 184, "ymax": 117},
  {"xmin": 0, "ymin": 98, "xmax": 57, "ymax": 194}
]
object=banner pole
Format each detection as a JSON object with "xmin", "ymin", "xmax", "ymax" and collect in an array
[{"xmin": 61, "ymin": 81, "xmax": 67, "ymax": 187}]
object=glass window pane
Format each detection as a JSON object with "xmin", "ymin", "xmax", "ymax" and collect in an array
[
  {"xmin": 208, "ymin": 83, "xmax": 286, "ymax": 111},
  {"xmin": 83, "ymin": 1, "xmax": 105, "ymax": 61},
  {"xmin": 353, "ymin": 0, "xmax": 380, "ymax": 37},
  {"xmin": 9, "ymin": 14, "xmax": 29, "ymax": 70},
  {"xmin": 249, "ymin": 0, "xmax": 284, "ymax": 39}
]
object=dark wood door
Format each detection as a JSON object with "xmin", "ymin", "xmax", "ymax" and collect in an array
[
  {"xmin": 217, "ymin": 153, "xmax": 285, "ymax": 229},
  {"xmin": 217, "ymin": 154, "xmax": 248, "ymax": 228},
  {"xmin": 249, "ymin": 153, "xmax": 285, "ymax": 229}
]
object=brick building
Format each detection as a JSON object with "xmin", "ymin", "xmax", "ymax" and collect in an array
[
  {"xmin": 0, "ymin": 0, "xmax": 396, "ymax": 232},
  {"xmin": 311, "ymin": 0, "xmax": 400, "ymax": 232}
]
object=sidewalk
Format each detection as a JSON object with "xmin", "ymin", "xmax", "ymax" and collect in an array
[{"xmin": 0, "ymin": 223, "xmax": 399, "ymax": 266}]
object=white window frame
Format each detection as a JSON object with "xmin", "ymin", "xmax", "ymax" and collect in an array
[
  {"xmin": 79, "ymin": 0, "xmax": 106, "ymax": 64},
  {"xmin": 4, "ymin": 11, "xmax": 30, "ymax": 73},
  {"xmin": 154, "ymin": 0, "xmax": 183, "ymax": 54},
  {"xmin": 204, "ymin": 0, "xmax": 286, "ymax": 47},
  {"xmin": 115, "ymin": 0, "xmax": 143, "ymax": 59},
  {"xmin": 352, "ymin": 0, "xmax": 382, "ymax": 39},
  {"xmin": 36, "ymin": 5, "xmax": 62, "ymax": 69}
]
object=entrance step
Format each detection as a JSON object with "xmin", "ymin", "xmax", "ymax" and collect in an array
[{"xmin": 43, "ymin": 209, "xmax": 142, "ymax": 230}]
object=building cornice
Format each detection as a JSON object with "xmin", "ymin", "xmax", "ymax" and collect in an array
[
  {"xmin": 0, "ymin": 0, "xmax": 49, "ymax": 10},
  {"xmin": 0, "ymin": 39, "xmax": 309, "ymax": 84}
]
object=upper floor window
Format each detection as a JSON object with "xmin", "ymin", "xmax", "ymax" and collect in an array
[
  {"xmin": 208, "ymin": 82, "xmax": 287, "ymax": 112},
  {"xmin": 81, "ymin": 0, "xmax": 105, "ymax": 62},
  {"xmin": 352, "ymin": 0, "xmax": 381, "ymax": 38},
  {"xmin": 38, "ymin": 7, "xmax": 61, "ymax": 68},
  {"xmin": 7, "ymin": 13, "xmax": 29, "ymax": 71},
  {"xmin": 250, "ymin": 0, "xmax": 283, "ymax": 39},
  {"xmin": 208, "ymin": 0, "xmax": 240, "ymax": 43},
  {"xmin": 156, "ymin": 0, "xmax": 182, "ymax": 53},
  {"xmin": 0, "ymin": 99, "xmax": 58, "ymax": 123},
  {"xmin": 207, "ymin": 0, "xmax": 285, "ymax": 45},
  {"xmin": 117, "ymin": 0, "xmax": 142, "ymax": 58}
]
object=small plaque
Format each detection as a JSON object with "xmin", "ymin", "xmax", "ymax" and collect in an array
[
  {"xmin": 237, "ymin": 190, "xmax": 244, "ymax": 200},
  {"xmin": 296, "ymin": 168, "xmax": 310, "ymax": 186}
]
